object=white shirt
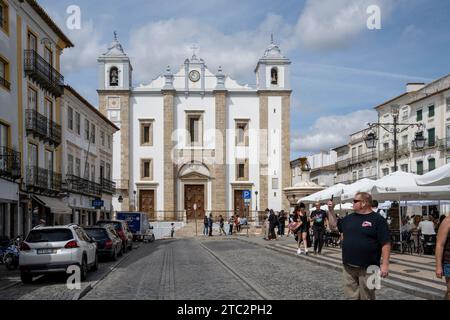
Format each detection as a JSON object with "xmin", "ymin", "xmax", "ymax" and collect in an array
[{"xmin": 418, "ymin": 221, "xmax": 436, "ymax": 235}]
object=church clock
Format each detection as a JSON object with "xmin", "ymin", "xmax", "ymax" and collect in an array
[{"xmin": 189, "ymin": 70, "xmax": 200, "ymax": 82}]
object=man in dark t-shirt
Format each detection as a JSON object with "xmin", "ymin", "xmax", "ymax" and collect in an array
[
  {"xmin": 311, "ymin": 202, "xmax": 328, "ymax": 254},
  {"xmin": 329, "ymin": 192, "xmax": 391, "ymax": 300}
]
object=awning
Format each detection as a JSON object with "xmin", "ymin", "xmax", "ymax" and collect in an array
[{"xmin": 33, "ymin": 195, "xmax": 72, "ymax": 215}]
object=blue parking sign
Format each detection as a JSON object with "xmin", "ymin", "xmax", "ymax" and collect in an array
[{"xmin": 243, "ymin": 190, "xmax": 251, "ymax": 200}]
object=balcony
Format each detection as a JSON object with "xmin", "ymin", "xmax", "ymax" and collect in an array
[
  {"xmin": 0, "ymin": 147, "xmax": 21, "ymax": 181},
  {"xmin": 349, "ymin": 151, "xmax": 378, "ymax": 165},
  {"xmin": 101, "ymin": 178, "xmax": 116, "ymax": 194},
  {"xmin": 26, "ymin": 166, "xmax": 61, "ymax": 195},
  {"xmin": 438, "ymin": 138, "xmax": 450, "ymax": 151},
  {"xmin": 379, "ymin": 144, "xmax": 410, "ymax": 161},
  {"xmin": 412, "ymin": 139, "xmax": 437, "ymax": 152},
  {"xmin": 24, "ymin": 50, "xmax": 64, "ymax": 97},
  {"xmin": 65, "ymin": 174, "xmax": 102, "ymax": 197},
  {"xmin": 336, "ymin": 159, "xmax": 350, "ymax": 170},
  {"xmin": 26, "ymin": 109, "xmax": 61, "ymax": 146}
]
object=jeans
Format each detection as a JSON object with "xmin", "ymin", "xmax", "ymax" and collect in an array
[
  {"xmin": 313, "ymin": 226, "xmax": 325, "ymax": 253},
  {"xmin": 279, "ymin": 223, "xmax": 285, "ymax": 236},
  {"xmin": 203, "ymin": 224, "xmax": 209, "ymax": 235}
]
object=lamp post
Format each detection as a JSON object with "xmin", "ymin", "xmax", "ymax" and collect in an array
[
  {"xmin": 255, "ymin": 191, "xmax": 259, "ymax": 212},
  {"xmin": 364, "ymin": 104, "xmax": 425, "ymax": 173},
  {"xmin": 133, "ymin": 190, "xmax": 137, "ymax": 211},
  {"xmin": 193, "ymin": 203, "xmax": 198, "ymax": 237}
]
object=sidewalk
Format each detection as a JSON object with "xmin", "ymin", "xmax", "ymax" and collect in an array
[{"xmin": 238, "ymin": 235, "xmax": 447, "ymax": 300}]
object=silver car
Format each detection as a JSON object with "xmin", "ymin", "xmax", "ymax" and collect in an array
[{"xmin": 19, "ymin": 224, "xmax": 98, "ymax": 284}]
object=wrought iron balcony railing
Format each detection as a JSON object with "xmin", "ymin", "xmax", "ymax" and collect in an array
[
  {"xmin": 24, "ymin": 49, "xmax": 64, "ymax": 97},
  {"xmin": 379, "ymin": 144, "xmax": 410, "ymax": 161},
  {"xmin": 26, "ymin": 166, "xmax": 61, "ymax": 194},
  {"xmin": 438, "ymin": 138, "xmax": 450, "ymax": 151},
  {"xmin": 349, "ymin": 151, "xmax": 378, "ymax": 165},
  {"xmin": 0, "ymin": 147, "xmax": 21, "ymax": 181},
  {"xmin": 101, "ymin": 178, "xmax": 116, "ymax": 194},
  {"xmin": 25, "ymin": 109, "xmax": 61, "ymax": 146},
  {"xmin": 65, "ymin": 174, "xmax": 102, "ymax": 197}
]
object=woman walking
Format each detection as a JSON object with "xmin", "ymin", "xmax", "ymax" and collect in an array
[
  {"xmin": 293, "ymin": 204, "xmax": 309, "ymax": 255},
  {"xmin": 435, "ymin": 214, "xmax": 450, "ymax": 300}
]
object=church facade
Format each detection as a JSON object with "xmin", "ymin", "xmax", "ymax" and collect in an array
[{"xmin": 97, "ymin": 36, "xmax": 292, "ymax": 221}]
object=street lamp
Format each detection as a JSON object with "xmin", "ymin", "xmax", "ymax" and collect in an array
[
  {"xmin": 364, "ymin": 104, "xmax": 424, "ymax": 173},
  {"xmin": 412, "ymin": 131, "xmax": 426, "ymax": 149},
  {"xmin": 255, "ymin": 191, "xmax": 259, "ymax": 212},
  {"xmin": 133, "ymin": 190, "xmax": 137, "ymax": 211},
  {"xmin": 118, "ymin": 195, "xmax": 123, "ymax": 203}
]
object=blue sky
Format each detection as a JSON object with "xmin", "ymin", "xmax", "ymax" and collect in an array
[{"xmin": 40, "ymin": 0, "xmax": 450, "ymax": 159}]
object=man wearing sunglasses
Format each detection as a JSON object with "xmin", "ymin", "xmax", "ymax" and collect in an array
[{"xmin": 328, "ymin": 192, "xmax": 391, "ymax": 300}]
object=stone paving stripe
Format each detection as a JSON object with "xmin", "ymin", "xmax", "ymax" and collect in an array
[{"xmin": 197, "ymin": 240, "xmax": 272, "ymax": 300}]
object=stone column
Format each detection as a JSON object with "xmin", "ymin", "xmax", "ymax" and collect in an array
[
  {"xmin": 213, "ymin": 90, "xmax": 227, "ymax": 213},
  {"xmin": 281, "ymin": 93, "xmax": 292, "ymax": 211},
  {"xmin": 163, "ymin": 90, "xmax": 176, "ymax": 219},
  {"xmin": 258, "ymin": 94, "xmax": 269, "ymax": 212}
]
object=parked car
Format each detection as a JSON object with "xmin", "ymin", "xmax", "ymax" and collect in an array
[
  {"xmin": 116, "ymin": 212, "xmax": 155, "ymax": 242},
  {"xmin": 96, "ymin": 220, "xmax": 133, "ymax": 253},
  {"xmin": 19, "ymin": 224, "xmax": 98, "ymax": 284},
  {"xmin": 84, "ymin": 226, "xmax": 123, "ymax": 261}
]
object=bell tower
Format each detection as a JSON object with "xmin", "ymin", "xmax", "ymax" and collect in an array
[{"xmin": 97, "ymin": 32, "xmax": 133, "ymax": 211}]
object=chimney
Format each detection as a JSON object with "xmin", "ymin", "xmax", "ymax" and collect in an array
[{"xmin": 406, "ymin": 83, "xmax": 425, "ymax": 93}]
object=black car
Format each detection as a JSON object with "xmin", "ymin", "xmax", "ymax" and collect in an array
[
  {"xmin": 96, "ymin": 220, "xmax": 133, "ymax": 253},
  {"xmin": 84, "ymin": 226, "xmax": 123, "ymax": 261}
]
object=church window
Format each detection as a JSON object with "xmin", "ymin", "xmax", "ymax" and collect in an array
[
  {"xmin": 109, "ymin": 67, "xmax": 119, "ymax": 86},
  {"xmin": 235, "ymin": 120, "xmax": 249, "ymax": 146},
  {"xmin": 271, "ymin": 67, "xmax": 278, "ymax": 85},
  {"xmin": 141, "ymin": 159, "xmax": 153, "ymax": 180},
  {"xmin": 140, "ymin": 120, "xmax": 154, "ymax": 146},
  {"xmin": 186, "ymin": 113, "xmax": 203, "ymax": 147},
  {"xmin": 236, "ymin": 159, "xmax": 249, "ymax": 181}
]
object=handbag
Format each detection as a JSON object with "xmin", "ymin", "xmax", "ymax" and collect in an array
[{"xmin": 288, "ymin": 222, "xmax": 300, "ymax": 231}]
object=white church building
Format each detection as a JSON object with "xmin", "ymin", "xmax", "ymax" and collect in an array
[{"xmin": 97, "ymin": 35, "xmax": 292, "ymax": 221}]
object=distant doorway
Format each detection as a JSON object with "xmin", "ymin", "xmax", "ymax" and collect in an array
[{"xmin": 184, "ymin": 185, "xmax": 205, "ymax": 220}]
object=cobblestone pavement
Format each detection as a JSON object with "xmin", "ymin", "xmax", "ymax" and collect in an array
[
  {"xmin": 0, "ymin": 244, "xmax": 139, "ymax": 300},
  {"xmin": 84, "ymin": 238, "xmax": 421, "ymax": 300}
]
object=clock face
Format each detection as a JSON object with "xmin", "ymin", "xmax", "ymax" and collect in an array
[{"xmin": 189, "ymin": 70, "xmax": 201, "ymax": 82}]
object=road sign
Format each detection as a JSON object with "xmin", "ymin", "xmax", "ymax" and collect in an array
[
  {"xmin": 92, "ymin": 199, "xmax": 104, "ymax": 208},
  {"xmin": 243, "ymin": 190, "xmax": 251, "ymax": 200}
]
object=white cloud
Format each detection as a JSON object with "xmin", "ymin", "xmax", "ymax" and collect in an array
[
  {"xmin": 293, "ymin": 0, "xmax": 393, "ymax": 51},
  {"xmin": 292, "ymin": 109, "xmax": 378, "ymax": 153},
  {"xmin": 61, "ymin": 20, "xmax": 106, "ymax": 73},
  {"xmin": 128, "ymin": 15, "xmax": 288, "ymax": 85}
]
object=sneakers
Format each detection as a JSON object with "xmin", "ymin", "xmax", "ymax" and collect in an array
[{"xmin": 297, "ymin": 248, "xmax": 302, "ymax": 255}]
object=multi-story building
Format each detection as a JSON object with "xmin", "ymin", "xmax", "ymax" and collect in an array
[
  {"xmin": 98, "ymin": 35, "xmax": 292, "ymax": 220},
  {"xmin": 333, "ymin": 75, "xmax": 450, "ymax": 190},
  {"xmin": 334, "ymin": 129, "xmax": 378, "ymax": 185},
  {"xmin": 307, "ymin": 150, "xmax": 337, "ymax": 170},
  {"xmin": 376, "ymin": 76, "xmax": 450, "ymax": 177},
  {"xmin": 0, "ymin": 0, "xmax": 73, "ymax": 237},
  {"xmin": 61, "ymin": 86, "xmax": 118, "ymax": 226}
]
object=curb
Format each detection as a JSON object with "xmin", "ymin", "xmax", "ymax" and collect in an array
[{"xmin": 237, "ymin": 238, "xmax": 444, "ymax": 301}]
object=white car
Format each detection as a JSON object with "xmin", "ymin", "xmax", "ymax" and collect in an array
[{"xmin": 19, "ymin": 224, "xmax": 98, "ymax": 284}]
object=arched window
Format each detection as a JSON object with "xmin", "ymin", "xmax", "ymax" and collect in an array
[
  {"xmin": 109, "ymin": 67, "xmax": 119, "ymax": 86},
  {"xmin": 271, "ymin": 67, "xmax": 278, "ymax": 85}
]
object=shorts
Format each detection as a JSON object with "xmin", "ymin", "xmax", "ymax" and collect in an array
[
  {"xmin": 296, "ymin": 226, "xmax": 307, "ymax": 234},
  {"xmin": 444, "ymin": 264, "xmax": 450, "ymax": 278}
]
